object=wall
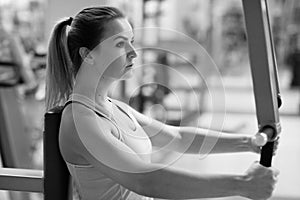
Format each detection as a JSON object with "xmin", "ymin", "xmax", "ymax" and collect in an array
[{"xmin": 44, "ymin": 0, "xmax": 108, "ymax": 42}]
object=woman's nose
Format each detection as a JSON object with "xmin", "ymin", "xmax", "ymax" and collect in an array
[{"xmin": 127, "ymin": 46, "xmax": 137, "ymax": 59}]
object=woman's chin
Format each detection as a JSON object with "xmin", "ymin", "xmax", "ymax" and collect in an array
[{"xmin": 120, "ymin": 68, "xmax": 134, "ymax": 80}]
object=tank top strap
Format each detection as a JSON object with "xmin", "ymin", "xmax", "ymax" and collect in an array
[
  {"xmin": 63, "ymin": 99, "xmax": 106, "ymax": 119},
  {"xmin": 63, "ymin": 95, "xmax": 125, "ymax": 142}
]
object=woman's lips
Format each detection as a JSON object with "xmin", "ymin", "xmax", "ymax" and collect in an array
[{"xmin": 125, "ymin": 64, "xmax": 133, "ymax": 68}]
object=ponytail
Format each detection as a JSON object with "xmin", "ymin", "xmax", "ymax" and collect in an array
[{"xmin": 45, "ymin": 18, "xmax": 73, "ymax": 111}]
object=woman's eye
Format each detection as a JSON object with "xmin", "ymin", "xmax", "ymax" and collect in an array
[{"xmin": 116, "ymin": 41, "xmax": 125, "ymax": 47}]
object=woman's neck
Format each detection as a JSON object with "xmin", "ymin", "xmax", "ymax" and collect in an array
[
  {"xmin": 95, "ymin": 76, "xmax": 115, "ymax": 103},
  {"xmin": 72, "ymin": 64, "xmax": 115, "ymax": 106}
]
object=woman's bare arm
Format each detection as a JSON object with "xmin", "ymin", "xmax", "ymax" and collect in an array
[
  {"xmin": 172, "ymin": 126, "xmax": 253, "ymax": 154},
  {"xmin": 121, "ymin": 101, "xmax": 256, "ymax": 154}
]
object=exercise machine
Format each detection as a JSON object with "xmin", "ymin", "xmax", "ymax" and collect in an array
[{"xmin": 242, "ymin": 0, "xmax": 282, "ymax": 167}]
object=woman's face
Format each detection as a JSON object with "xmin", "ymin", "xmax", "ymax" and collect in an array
[{"xmin": 91, "ymin": 18, "xmax": 137, "ymax": 81}]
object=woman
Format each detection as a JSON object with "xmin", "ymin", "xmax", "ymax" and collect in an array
[{"xmin": 45, "ymin": 6, "xmax": 279, "ymax": 200}]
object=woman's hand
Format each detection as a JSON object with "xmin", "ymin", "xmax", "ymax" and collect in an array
[
  {"xmin": 249, "ymin": 133, "xmax": 280, "ymax": 155},
  {"xmin": 240, "ymin": 161, "xmax": 279, "ymax": 200}
]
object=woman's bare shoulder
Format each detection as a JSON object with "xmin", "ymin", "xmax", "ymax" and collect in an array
[
  {"xmin": 60, "ymin": 102, "xmax": 92, "ymax": 131},
  {"xmin": 59, "ymin": 103, "xmax": 93, "ymax": 164},
  {"xmin": 60, "ymin": 102, "xmax": 113, "ymax": 134},
  {"xmin": 59, "ymin": 102, "xmax": 115, "ymax": 164}
]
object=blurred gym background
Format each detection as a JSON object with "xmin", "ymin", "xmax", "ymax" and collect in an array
[{"xmin": 0, "ymin": 0, "xmax": 299, "ymax": 199}]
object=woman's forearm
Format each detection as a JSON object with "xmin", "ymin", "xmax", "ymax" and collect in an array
[
  {"xmin": 175, "ymin": 126, "xmax": 252, "ymax": 154},
  {"xmin": 139, "ymin": 164, "xmax": 247, "ymax": 199}
]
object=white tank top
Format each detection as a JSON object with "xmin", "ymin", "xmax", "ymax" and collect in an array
[{"xmin": 62, "ymin": 95, "xmax": 154, "ymax": 200}]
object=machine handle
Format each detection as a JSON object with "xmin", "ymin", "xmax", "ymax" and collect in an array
[
  {"xmin": 260, "ymin": 141, "xmax": 274, "ymax": 167},
  {"xmin": 254, "ymin": 127, "xmax": 276, "ymax": 167}
]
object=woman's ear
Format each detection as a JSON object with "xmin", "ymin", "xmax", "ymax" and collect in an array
[{"xmin": 79, "ymin": 47, "xmax": 94, "ymax": 65}]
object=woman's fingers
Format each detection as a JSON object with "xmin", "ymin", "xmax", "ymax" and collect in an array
[{"xmin": 272, "ymin": 136, "xmax": 280, "ymax": 156}]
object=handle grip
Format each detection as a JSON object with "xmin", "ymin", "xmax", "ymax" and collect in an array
[
  {"xmin": 257, "ymin": 127, "xmax": 276, "ymax": 167},
  {"xmin": 260, "ymin": 141, "xmax": 274, "ymax": 167}
]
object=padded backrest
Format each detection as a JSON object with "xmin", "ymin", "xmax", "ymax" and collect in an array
[{"xmin": 44, "ymin": 106, "xmax": 71, "ymax": 200}]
